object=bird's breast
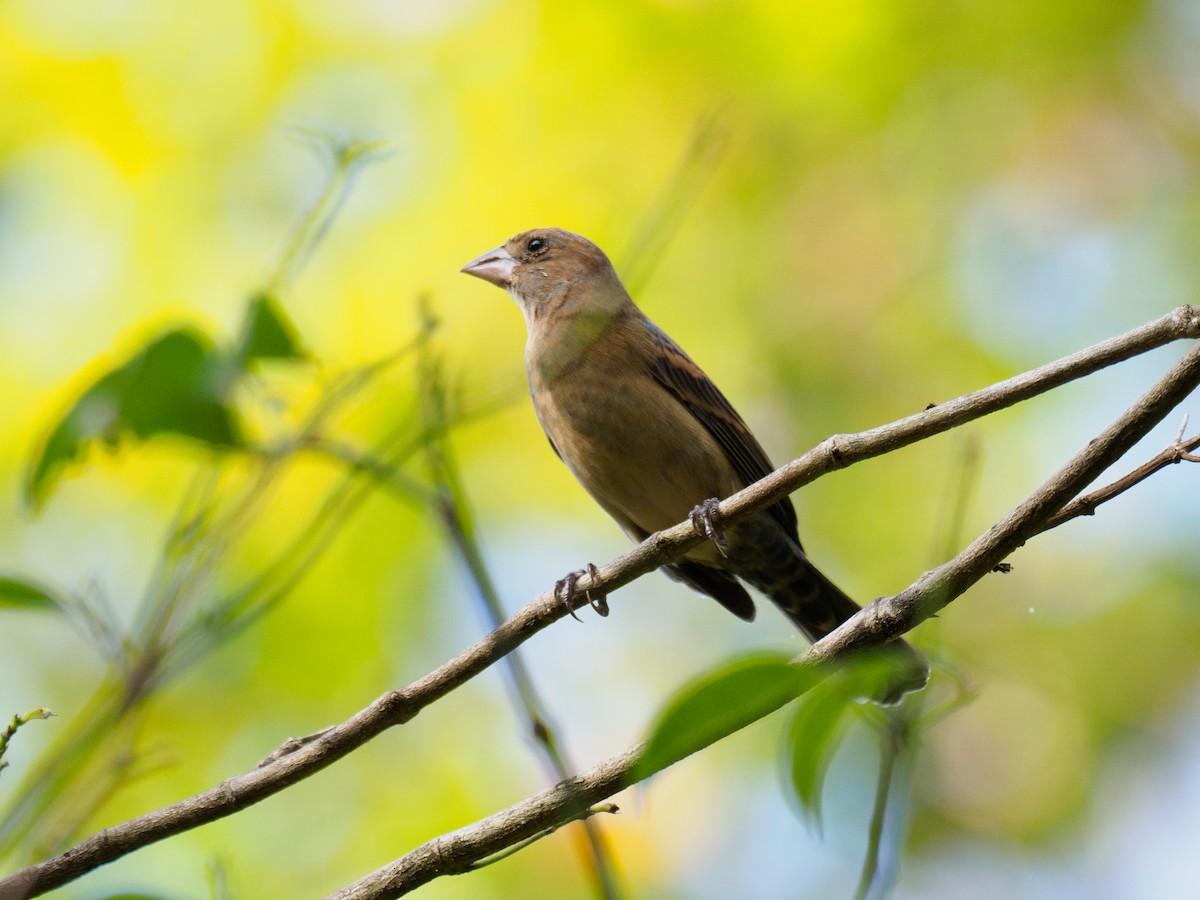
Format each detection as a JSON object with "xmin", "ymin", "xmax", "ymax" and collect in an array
[{"xmin": 527, "ymin": 345, "xmax": 741, "ymax": 538}]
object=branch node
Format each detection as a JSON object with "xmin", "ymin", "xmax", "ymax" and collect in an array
[
  {"xmin": 827, "ymin": 435, "xmax": 852, "ymax": 469},
  {"xmin": 1181, "ymin": 305, "xmax": 1200, "ymax": 337}
]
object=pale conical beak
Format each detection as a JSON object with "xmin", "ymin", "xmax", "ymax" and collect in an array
[{"xmin": 460, "ymin": 245, "xmax": 516, "ymax": 288}]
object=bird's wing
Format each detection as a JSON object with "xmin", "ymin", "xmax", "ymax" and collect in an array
[{"xmin": 643, "ymin": 319, "xmax": 801, "ymax": 544}]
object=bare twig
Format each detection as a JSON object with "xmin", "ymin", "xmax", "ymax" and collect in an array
[
  {"xmin": 1032, "ymin": 425, "xmax": 1200, "ymax": 535},
  {"xmin": 2, "ymin": 306, "xmax": 1196, "ymax": 900}
]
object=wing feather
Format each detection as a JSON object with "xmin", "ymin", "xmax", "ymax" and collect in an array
[{"xmin": 643, "ymin": 320, "xmax": 801, "ymax": 544}]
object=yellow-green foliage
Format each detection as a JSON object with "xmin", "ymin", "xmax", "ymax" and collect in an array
[{"xmin": 2, "ymin": 2, "xmax": 1198, "ymax": 897}]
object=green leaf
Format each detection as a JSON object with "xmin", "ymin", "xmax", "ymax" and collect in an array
[
  {"xmin": 25, "ymin": 327, "xmax": 243, "ymax": 511},
  {"xmin": 0, "ymin": 576, "xmax": 61, "ymax": 611},
  {"xmin": 635, "ymin": 653, "xmax": 814, "ymax": 781},
  {"xmin": 121, "ymin": 329, "xmax": 241, "ymax": 443},
  {"xmin": 786, "ymin": 680, "xmax": 856, "ymax": 830},
  {"xmin": 236, "ymin": 292, "xmax": 307, "ymax": 364}
]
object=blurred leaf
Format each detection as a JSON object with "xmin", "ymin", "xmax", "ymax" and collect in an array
[
  {"xmin": 635, "ymin": 653, "xmax": 813, "ymax": 781},
  {"xmin": 120, "ymin": 329, "xmax": 240, "ymax": 442},
  {"xmin": 786, "ymin": 680, "xmax": 856, "ymax": 831},
  {"xmin": 236, "ymin": 292, "xmax": 307, "ymax": 364},
  {"xmin": 25, "ymin": 327, "xmax": 243, "ymax": 512},
  {"xmin": 0, "ymin": 576, "xmax": 61, "ymax": 612},
  {"xmin": 841, "ymin": 646, "xmax": 926, "ymax": 706}
]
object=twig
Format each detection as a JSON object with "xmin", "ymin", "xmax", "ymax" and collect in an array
[
  {"xmin": 467, "ymin": 804, "xmax": 620, "ymax": 872},
  {"xmin": 0, "ymin": 711, "xmax": 53, "ymax": 776},
  {"xmin": 1032, "ymin": 426, "xmax": 1200, "ymax": 535},
  {"xmin": 3, "ymin": 306, "xmax": 1196, "ymax": 900}
]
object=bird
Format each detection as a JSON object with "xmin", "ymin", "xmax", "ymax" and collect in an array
[{"xmin": 461, "ymin": 227, "xmax": 928, "ymax": 703}]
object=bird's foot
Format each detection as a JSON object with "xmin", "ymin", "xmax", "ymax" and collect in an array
[
  {"xmin": 554, "ymin": 563, "xmax": 608, "ymax": 620},
  {"xmin": 690, "ymin": 498, "xmax": 729, "ymax": 558}
]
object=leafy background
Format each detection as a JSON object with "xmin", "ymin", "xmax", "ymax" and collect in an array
[{"xmin": 3, "ymin": 1, "xmax": 1200, "ymax": 897}]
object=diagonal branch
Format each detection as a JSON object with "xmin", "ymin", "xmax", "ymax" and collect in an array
[
  {"xmin": 2, "ymin": 305, "xmax": 1196, "ymax": 900},
  {"xmin": 328, "ymin": 332, "xmax": 1200, "ymax": 900}
]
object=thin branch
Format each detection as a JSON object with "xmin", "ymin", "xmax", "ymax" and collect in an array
[
  {"xmin": 1032, "ymin": 427, "xmax": 1200, "ymax": 535},
  {"xmin": 0, "ymin": 711, "xmax": 54, "ymax": 777},
  {"xmin": 2, "ymin": 306, "xmax": 1196, "ymax": 900},
  {"xmin": 326, "ymin": 335, "xmax": 1200, "ymax": 900}
]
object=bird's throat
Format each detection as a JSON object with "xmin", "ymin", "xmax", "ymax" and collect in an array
[{"xmin": 526, "ymin": 306, "xmax": 627, "ymax": 386}]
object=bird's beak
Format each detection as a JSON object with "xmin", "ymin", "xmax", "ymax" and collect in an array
[{"xmin": 460, "ymin": 244, "xmax": 516, "ymax": 288}]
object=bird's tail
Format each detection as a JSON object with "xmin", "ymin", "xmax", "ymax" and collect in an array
[{"xmin": 733, "ymin": 535, "xmax": 929, "ymax": 705}]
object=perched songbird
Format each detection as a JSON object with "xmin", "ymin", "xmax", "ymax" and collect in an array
[{"xmin": 462, "ymin": 228, "xmax": 928, "ymax": 703}]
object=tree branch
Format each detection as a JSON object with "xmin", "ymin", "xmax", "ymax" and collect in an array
[
  {"xmin": 329, "ymin": 330, "xmax": 1200, "ymax": 900},
  {"xmin": 2, "ymin": 305, "xmax": 1196, "ymax": 900}
]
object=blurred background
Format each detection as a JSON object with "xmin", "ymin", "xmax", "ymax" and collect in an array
[{"xmin": 3, "ymin": 1, "xmax": 1200, "ymax": 897}]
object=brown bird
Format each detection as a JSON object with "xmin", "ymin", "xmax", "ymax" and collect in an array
[{"xmin": 462, "ymin": 228, "xmax": 928, "ymax": 703}]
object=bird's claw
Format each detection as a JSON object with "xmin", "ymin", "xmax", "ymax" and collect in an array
[
  {"xmin": 554, "ymin": 563, "xmax": 608, "ymax": 620},
  {"xmin": 690, "ymin": 498, "xmax": 729, "ymax": 558}
]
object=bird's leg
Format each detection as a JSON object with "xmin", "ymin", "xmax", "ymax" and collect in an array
[
  {"xmin": 690, "ymin": 498, "xmax": 729, "ymax": 558},
  {"xmin": 554, "ymin": 562, "xmax": 608, "ymax": 620}
]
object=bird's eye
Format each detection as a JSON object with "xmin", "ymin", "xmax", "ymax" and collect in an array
[{"xmin": 526, "ymin": 236, "xmax": 547, "ymax": 254}]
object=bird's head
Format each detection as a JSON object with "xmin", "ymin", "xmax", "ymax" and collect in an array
[{"xmin": 461, "ymin": 228, "xmax": 629, "ymax": 326}]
